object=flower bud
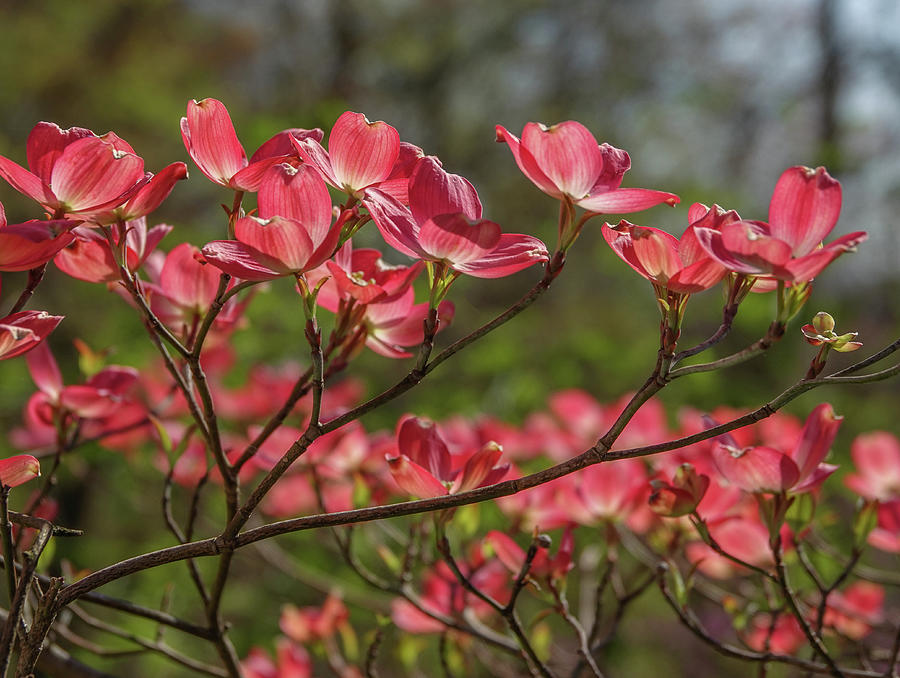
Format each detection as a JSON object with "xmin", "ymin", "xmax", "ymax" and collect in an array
[
  {"xmin": 812, "ymin": 311, "xmax": 835, "ymax": 334},
  {"xmin": 649, "ymin": 463, "xmax": 709, "ymax": 517}
]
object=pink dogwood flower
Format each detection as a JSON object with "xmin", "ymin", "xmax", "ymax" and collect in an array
[
  {"xmin": 712, "ymin": 403, "xmax": 842, "ymax": 494},
  {"xmin": 844, "ymin": 432, "xmax": 900, "ymax": 501},
  {"xmin": 693, "ymin": 166, "xmax": 866, "ymax": 283},
  {"xmin": 280, "ymin": 593, "xmax": 349, "ymax": 645},
  {"xmin": 242, "ymin": 640, "xmax": 312, "ymax": 678},
  {"xmin": 822, "ymin": 582, "xmax": 884, "ymax": 640},
  {"xmin": 0, "ymin": 122, "xmax": 183, "ymax": 218},
  {"xmin": 868, "ymin": 500, "xmax": 900, "ymax": 553},
  {"xmin": 602, "ymin": 205, "xmax": 731, "ymax": 295},
  {"xmin": 201, "ymin": 164, "xmax": 342, "ymax": 281},
  {"xmin": 181, "ymin": 98, "xmax": 323, "ymax": 191},
  {"xmin": 495, "ymin": 121, "xmax": 679, "ymax": 212},
  {"xmin": 365, "ymin": 157, "xmax": 548, "ymax": 277},
  {"xmin": 25, "ymin": 342, "xmax": 139, "ymax": 422},
  {"xmin": 485, "ymin": 527, "xmax": 574, "ymax": 582},
  {"xmin": 745, "ymin": 614, "xmax": 805, "ymax": 654},
  {"xmin": 386, "ymin": 416, "xmax": 509, "ymax": 498}
]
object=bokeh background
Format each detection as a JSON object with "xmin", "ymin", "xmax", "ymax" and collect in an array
[{"xmin": 0, "ymin": 0, "xmax": 899, "ymax": 675}]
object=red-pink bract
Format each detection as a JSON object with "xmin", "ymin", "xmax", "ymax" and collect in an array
[
  {"xmin": 495, "ymin": 121, "xmax": 679, "ymax": 212},
  {"xmin": 844, "ymin": 431, "xmax": 900, "ymax": 501},
  {"xmin": 0, "ymin": 311, "xmax": 62, "ymax": 361},
  {"xmin": 292, "ymin": 110, "xmax": 400, "ymax": 196},
  {"xmin": 0, "ymin": 454, "xmax": 41, "ymax": 488}
]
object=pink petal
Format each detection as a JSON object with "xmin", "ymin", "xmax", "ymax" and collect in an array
[
  {"xmin": 577, "ymin": 187, "xmax": 680, "ymax": 213},
  {"xmin": 376, "ymin": 142, "xmax": 426, "ymax": 204},
  {"xmin": 117, "ymin": 162, "xmax": 188, "ymax": 221},
  {"xmin": 59, "ymin": 385, "xmax": 122, "ymax": 419},
  {"xmin": 453, "ymin": 233, "xmax": 549, "ymax": 279},
  {"xmin": 520, "ymin": 121, "xmax": 603, "ymax": 199},
  {"xmin": 680, "ymin": 207, "xmax": 741, "ymax": 264},
  {"xmin": 712, "ymin": 444, "xmax": 800, "ymax": 493},
  {"xmin": 26, "ymin": 123, "xmax": 94, "ymax": 184},
  {"xmin": 629, "ymin": 225, "xmax": 683, "ymax": 282},
  {"xmin": 234, "ymin": 215, "xmax": 315, "ymax": 272},
  {"xmin": 364, "ymin": 189, "xmax": 424, "ymax": 259},
  {"xmin": 258, "ymin": 164, "xmax": 333, "ymax": 245},
  {"xmin": 603, "ymin": 221, "xmax": 681, "ymax": 284},
  {"xmin": 88, "ymin": 366, "xmax": 139, "ymax": 394},
  {"xmin": 291, "ymin": 137, "xmax": 340, "ymax": 189},
  {"xmin": 768, "ymin": 166, "xmax": 842, "ymax": 256},
  {"xmin": 418, "ymin": 214, "xmax": 501, "ymax": 265},
  {"xmin": 791, "ymin": 463, "xmax": 838, "ymax": 494},
  {"xmin": 391, "ymin": 599, "xmax": 447, "ymax": 634},
  {"xmin": 0, "ymin": 222, "xmax": 75, "ymax": 271},
  {"xmin": 494, "ymin": 125, "xmax": 560, "ymax": 197},
  {"xmin": 484, "ymin": 530, "xmax": 526, "ymax": 574},
  {"xmin": 328, "ymin": 111, "xmax": 400, "ymax": 192},
  {"xmin": 200, "ymin": 241, "xmax": 282, "ymax": 282},
  {"xmin": 54, "ymin": 229, "xmax": 122, "ymax": 283},
  {"xmin": 160, "ymin": 243, "xmax": 222, "ymax": 310},
  {"xmin": 848, "ymin": 432, "xmax": 900, "ymax": 501},
  {"xmin": 720, "ymin": 221, "xmax": 793, "ymax": 270},
  {"xmin": 591, "ymin": 143, "xmax": 632, "ymax": 193},
  {"xmin": 667, "ymin": 257, "xmax": 727, "ymax": 293},
  {"xmin": 325, "ymin": 260, "xmax": 386, "ymax": 304},
  {"xmin": 181, "ymin": 98, "xmax": 247, "ymax": 187},
  {"xmin": 776, "ymin": 231, "xmax": 867, "ymax": 283},
  {"xmin": 578, "ymin": 458, "xmax": 647, "ymax": 519},
  {"xmin": 249, "ymin": 128, "xmax": 323, "ymax": 163},
  {"xmin": 0, "ymin": 455, "xmax": 40, "ymax": 488},
  {"xmin": 0, "ymin": 156, "xmax": 54, "ymax": 207},
  {"xmin": 453, "ymin": 442, "xmax": 506, "ymax": 493},
  {"xmin": 602, "ymin": 221, "xmax": 653, "ymax": 281},
  {"xmin": 26, "ymin": 341, "xmax": 63, "ymax": 399},
  {"xmin": 50, "ymin": 136, "xmax": 145, "ymax": 212},
  {"xmin": 408, "ymin": 156, "xmax": 482, "ymax": 224},
  {"xmin": 386, "ymin": 454, "xmax": 449, "ymax": 498},
  {"xmin": 0, "ymin": 312, "xmax": 63, "ymax": 361},
  {"xmin": 397, "ymin": 416, "xmax": 452, "ymax": 481},
  {"xmin": 229, "ymin": 156, "xmax": 292, "ymax": 192},
  {"xmin": 791, "ymin": 403, "xmax": 842, "ymax": 483}
]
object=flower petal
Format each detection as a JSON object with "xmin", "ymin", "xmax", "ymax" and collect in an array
[
  {"xmin": 181, "ymin": 98, "xmax": 247, "ymax": 187},
  {"xmin": 791, "ymin": 403, "xmax": 842, "ymax": 483},
  {"xmin": 453, "ymin": 233, "xmax": 549, "ymax": 279},
  {"xmin": 577, "ymin": 187, "xmax": 679, "ymax": 213},
  {"xmin": 50, "ymin": 136, "xmax": 145, "ymax": 212},
  {"xmin": 418, "ymin": 214, "xmax": 501, "ymax": 266},
  {"xmin": 258, "ymin": 164, "xmax": 333, "ymax": 246},
  {"xmin": 520, "ymin": 121, "xmax": 603, "ymax": 199},
  {"xmin": 0, "ymin": 455, "xmax": 40, "ymax": 488},
  {"xmin": 329, "ymin": 111, "xmax": 400, "ymax": 193},
  {"xmin": 234, "ymin": 215, "xmax": 315, "ymax": 272},
  {"xmin": 386, "ymin": 454, "xmax": 448, "ymax": 499},
  {"xmin": 712, "ymin": 444, "xmax": 800, "ymax": 493},
  {"xmin": 769, "ymin": 166, "xmax": 842, "ymax": 256},
  {"xmin": 409, "ymin": 156, "xmax": 482, "ymax": 224}
]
